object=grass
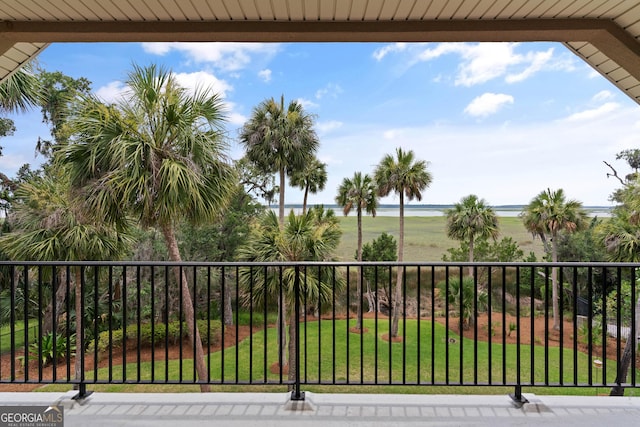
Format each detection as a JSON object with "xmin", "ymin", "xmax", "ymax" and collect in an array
[
  {"xmin": 335, "ymin": 216, "xmax": 542, "ymax": 262},
  {"xmin": 37, "ymin": 318, "xmax": 637, "ymax": 396},
  {"xmin": 0, "ymin": 321, "xmax": 39, "ymax": 354}
]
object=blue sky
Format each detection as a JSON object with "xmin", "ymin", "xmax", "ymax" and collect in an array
[{"xmin": 3, "ymin": 41, "xmax": 640, "ymax": 207}]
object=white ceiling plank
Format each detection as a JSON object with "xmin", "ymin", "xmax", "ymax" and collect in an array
[
  {"xmin": 438, "ymin": 1, "xmax": 469, "ymax": 19},
  {"xmin": 364, "ymin": 0, "xmax": 385, "ymax": 20},
  {"xmin": 597, "ymin": 60, "xmax": 621, "ymax": 74},
  {"xmin": 221, "ymin": 0, "xmax": 246, "ymax": 19},
  {"xmin": 614, "ymin": 3, "xmax": 640, "ymax": 27},
  {"xmin": 607, "ymin": 67, "xmax": 631, "ymax": 81},
  {"xmin": 333, "ymin": 0, "xmax": 352, "ymax": 20},
  {"xmin": 483, "ymin": 0, "xmax": 514, "ymax": 19},
  {"xmin": 349, "ymin": 0, "xmax": 368, "ymax": 20},
  {"xmin": 234, "ymin": 0, "xmax": 259, "ymax": 19},
  {"xmin": 319, "ymin": 0, "xmax": 336, "ymax": 20},
  {"xmin": 287, "ymin": 0, "xmax": 305, "ymax": 20}
]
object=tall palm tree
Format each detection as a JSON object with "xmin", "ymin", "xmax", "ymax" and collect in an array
[
  {"xmin": 0, "ymin": 166, "xmax": 133, "ymax": 383},
  {"xmin": 336, "ymin": 172, "xmax": 378, "ymax": 331},
  {"xmin": 374, "ymin": 147, "xmax": 432, "ymax": 337},
  {"xmin": 239, "ymin": 95, "xmax": 319, "ymax": 226},
  {"xmin": 238, "ymin": 208, "xmax": 342, "ymax": 387},
  {"xmin": 290, "ymin": 157, "xmax": 327, "ymax": 214},
  {"xmin": 59, "ymin": 64, "xmax": 237, "ymax": 392},
  {"xmin": 520, "ymin": 188, "xmax": 587, "ymax": 330},
  {"xmin": 446, "ymin": 194, "xmax": 499, "ymax": 277}
]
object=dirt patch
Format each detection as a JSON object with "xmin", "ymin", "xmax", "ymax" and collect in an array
[{"xmin": 434, "ymin": 313, "xmax": 638, "ymax": 369}]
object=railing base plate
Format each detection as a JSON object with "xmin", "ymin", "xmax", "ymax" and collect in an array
[
  {"xmin": 509, "ymin": 392, "xmax": 528, "ymax": 408},
  {"xmin": 72, "ymin": 390, "xmax": 94, "ymax": 401}
]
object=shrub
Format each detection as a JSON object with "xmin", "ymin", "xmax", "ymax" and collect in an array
[
  {"xmin": 437, "ymin": 277, "xmax": 487, "ymax": 330},
  {"xmin": 89, "ymin": 319, "xmax": 222, "ymax": 354},
  {"xmin": 26, "ymin": 332, "xmax": 76, "ymax": 366}
]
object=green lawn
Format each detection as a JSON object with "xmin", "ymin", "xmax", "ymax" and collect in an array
[
  {"xmin": 38, "ymin": 318, "xmax": 636, "ymax": 396},
  {"xmin": 335, "ymin": 216, "xmax": 543, "ymax": 262},
  {"xmin": 0, "ymin": 321, "xmax": 39, "ymax": 354}
]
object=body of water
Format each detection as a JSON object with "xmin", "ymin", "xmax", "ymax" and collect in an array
[{"xmin": 270, "ymin": 205, "xmax": 613, "ymax": 218}]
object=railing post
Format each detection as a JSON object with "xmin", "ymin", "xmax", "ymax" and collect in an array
[
  {"xmin": 509, "ymin": 385, "xmax": 528, "ymax": 407},
  {"xmin": 291, "ymin": 265, "xmax": 305, "ymax": 401}
]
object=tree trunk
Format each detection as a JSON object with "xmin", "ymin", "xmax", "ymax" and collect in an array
[
  {"xmin": 355, "ymin": 210, "xmax": 363, "ymax": 331},
  {"xmin": 365, "ymin": 280, "xmax": 376, "ymax": 313},
  {"xmin": 160, "ymin": 224, "xmax": 211, "ymax": 393},
  {"xmin": 276, "ymin": 167, "xmax": 287, "ymax": 367},
  {"xmin": 610, "ymin": 292, "xmax": 640, "ymax": 396},
  {"xmin": 42, "ymin": 270, "xmax": 67, "ymax": 336},
  {"xmin": 468, "ymin": 235, "xmax": 475, "ymax": 278},
  {"xmin": 278, "ymin": 168, "xmax": 286, "ymax": 227},
  {"xmin": 74, "ymin": 267, "xmax": 82, "ymax": 383},
  {"xmin": 551, "ymin": 235, "xmax": 560, "ymax": 331},
  {"xmin": 391, "ymin": 195, "xmax": 404, "ymax": 338},
  {"xmin": 287, "ymin": 306, "xmax": 297, "ymax": 391},
  {"xmin": 302, "ymin": 184, "xmax": 309, "ymax": 214},
  {"xmin": 222, "ymin": 275, "xmax": 233, "ymax": 326},
  {"xmin": 277, "ymin": 296, "xmax": 288, "ymax": 369}
]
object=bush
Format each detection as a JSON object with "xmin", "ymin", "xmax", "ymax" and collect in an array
[
  {"xmin": 24, "ymin": 332, "xmax": 75, "ymax": 366},
  {"xmin": 89, "ymin": 319, "xmax": 222, "ymax": 354},
  {"xmin": 437, "ymin": 277, "xmax": 487, "ymax": 330}
]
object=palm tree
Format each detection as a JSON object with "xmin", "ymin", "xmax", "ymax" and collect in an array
[
  {"xmin": 0, "ymin": 63, "xmax": 42, "ymax": 114},
  {"xmin": 239, "ymin": 95, "xmax": 319, "ymax": 226},
  {"xmin": 238, "ymin": 208, "xmax": 342, "ymax": 387},
  {"xmin": 0, "ymin": 166, "xmax": 132, "ymax": 383},
  {"xmin": 290, "ymin": 157, "xmax": 327, "ymax": 214},
  {"xmin": 446, "ymin": 194, "xmax": 499, "ymax": 277},
  {"xmin": 59, "ymin": 64, "xmax": 237, "ymax": 392},
  {"xmin": 336, "ymin": 172, "xmax": 378, "ymax": 331},
  {"xmin": 374, "ymin": 147, "xmax": 432, "ymax": 338},
  {"xmin": 520, "ymin": 188, "xmax": 587, "ymax": 330}
]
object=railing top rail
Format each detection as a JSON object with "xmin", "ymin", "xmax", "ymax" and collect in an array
[{"xmin": 1, "ymin": 260, "xmax": 639, "ymax": 268}]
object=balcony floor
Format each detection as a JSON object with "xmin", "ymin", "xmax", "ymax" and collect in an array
[{"xmin": 2, "ymin": 391, "xmax": 640, "ymax": 426}]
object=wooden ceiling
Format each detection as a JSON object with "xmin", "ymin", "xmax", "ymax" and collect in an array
[{"xmin": 1, "ymin": 1, "xmax": 639, "ymax": 103}]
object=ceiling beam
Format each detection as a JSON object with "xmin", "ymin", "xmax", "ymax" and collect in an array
[
  {"xmin": 0, "ymin": 18, "xmax": 621, "ymax": 43},
  {"xmin": 0, "ymin": 17, "xmax": 638, "ymax": 85}
]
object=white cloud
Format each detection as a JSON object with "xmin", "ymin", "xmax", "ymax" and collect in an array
[
  {"xmin": 316, "ymin": 120, "xmax": 343, "ymax": 134},
  {"xmin": 297, "ymin": 97, "xmax": 319, "ymax": 109},
  {"xmin": 374, "ymin": 42, "xmax": 574, "ymax": 86},
  {"xmin": 95, "ymin": 81, "xmax": 127, "ymax": 104},
  {"xmin": 315, "ymin": 83, "xmax": 343, "ymax": 99},
  {"xmin": 141, "ymin": 42, "xmax": 280, "ymax": 72},
  {"xmin": 383, "ymin": 129, "xmax": 402, "ymax": 140},
  {"xmin": 173, "ymin": 71, "xmax": 232, "ymax": 97},
  {"xmin": 464, "ymin": 93, "xmax": 514, "ymax": 117},
  {"xmin": 455, "ymin": 43, "xmax": 524, "ymax": 86},
  {"xmin": 593, "ymin": 90, "xmax": 614, "ymax": 102},
  {"xmin": 562, "ymin": 102, "xmax": 620, "ymax": 122},
  {"xmin": 258, "ymin": 69, "xmax": 272, "ymax": 82},
  {"xmin": 227, "ymin": 111, "xmax": 247, "ymax": 126},
  {"xmin": 505, "ymin": 48, "xmax": 553, "ymax": 83},
  {"xmin": 372, "ymin": 42, "xmax": 407, "ymax": 61}
]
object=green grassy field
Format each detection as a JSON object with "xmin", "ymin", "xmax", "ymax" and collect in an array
[
  {"xmin": 0, "ymin": 321, "xmax": 39, "ymax": 354},
  {"xmin": 335, "ymin": 216, "xmax": 543, "ymax": 262},
  {"xmin": 38, "ymin": 318, "xmax": 634, "ymax": 396}
]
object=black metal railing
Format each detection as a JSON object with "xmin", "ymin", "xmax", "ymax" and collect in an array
[{"xmin": 0, "ymin": 261, "xmax": 637, "ymax": 401}]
